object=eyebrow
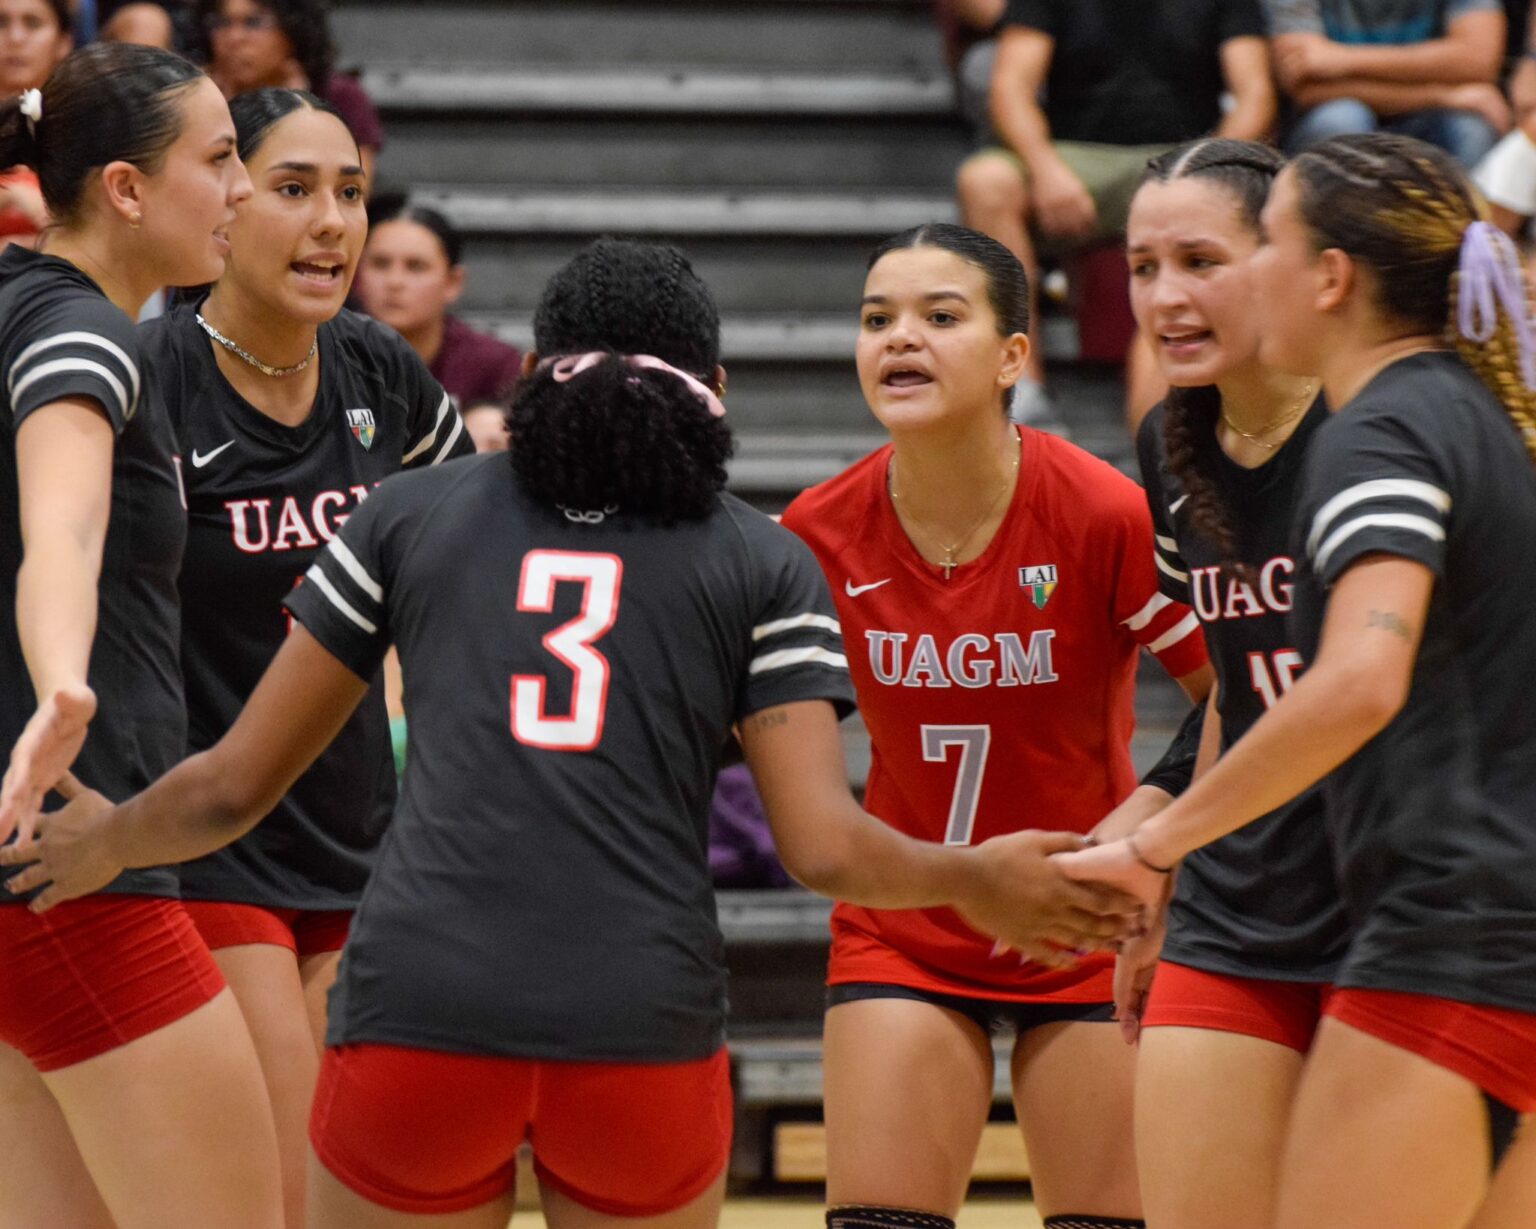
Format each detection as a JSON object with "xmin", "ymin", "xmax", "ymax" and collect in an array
[
  {"xmin": 1127, "ymin": 238, "xmax": 1227, "ymax": 253},
  {"xmin": 268, "ymin": 161, "xmax": 367, "ymax": 177},
  {"xmin": 860, "ymin": 290, "xmax": 972, "ymax": 306}
]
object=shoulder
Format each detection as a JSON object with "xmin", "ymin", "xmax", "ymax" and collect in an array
[
  {"xmin": 366, "ymin": 451, "xmax": 491, "ymax": 526},
  {"xmin": 0, "ymin": 253, "xmax": 138, "ymax": 356},
  {"xmin": 1033, "ymin": 428, "xmax": 1146, "ymax": 515},
  {"xmin": 329, "ymin": 308, "xmax": 430, "ymax": 389},
  {"xmin": 137, "ymin": 301, "xmax": 199, "ymax": 364},
  {"xmin": 1324, "ymin": 354, "xmax": 1481, "ymax": 454},
  {"xmin": 779, "ymin": 446, "xmax": 887, "ymax": 549}
]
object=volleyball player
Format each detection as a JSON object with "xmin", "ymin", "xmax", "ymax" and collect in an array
[
  {"xmin": 1120, "ymin": 137, "xmax": 1350, "ymax": 1229},
  {"xmin": 142, "ymin": 85, "xmax": 470, "ymax": 1227},
  {"xmin": 1063, "ymin": 133, "xmax": 1536, "ymax": 1229},
  {"xmin": 0, "ymin": 44, "xmax": 282, "ymax": 1229},
  {"xmin": 5, "ymin": 237, "xmax": 1142, "ymax": 1229},
  {"xmin": 779, "ymin": 223, "xmax": 1211, "ymax": 1229}
]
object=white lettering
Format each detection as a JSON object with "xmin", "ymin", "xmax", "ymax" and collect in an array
[
  {"xmin": 272, "ymin": 496, "xmax": 320, "ymax": 552},
  {"xmin": 227, "ymin": 498, "xmax": 272, "ymax": 553},
  {"xmin": 946, "ymin": 634, "xmax": 994, "ymax": 688},
  {"xmin": 1260, "ymin": 557, "xmax": 1295, "ymax": 612},
  {"xmin": 901, "ymin": 633, "xmax": 950, "ymax": 688},
  {"xmin": 312, "ymin": 490, "xmax": 349, "ymax": 541},
  {"xmin": 997, "ymin": 630, "xmax": 1057, "ymax": 686},
  {"xmin": 866, "ymin": 631, "xmax": 907, "ymax": 685}
]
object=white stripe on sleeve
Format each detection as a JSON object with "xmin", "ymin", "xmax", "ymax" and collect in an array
[
  {"xmin": 304, "ymin": 564, "xmax": 379, "ymax": 635},
  {"xmin": 1155, "ymin": 552, "xmax": 1189, "ymax": 584},
  {"xmin": 326, "ymin": 539, "xmax": 384, "ymax": 604},
  {"xmin": 1313, "ymin": 513, "xmax": 1446, "ymax": 575},
  {"xmin": 749, "ymin": 646, "xmax": 849, "ymax": 675},
  {"xmin": 402, "ymin": 393, "xmax": 452, "ymax": 464},
  {"xmin": 1122, "ymin": 592, "xmax": 1172, "ymax": 631},
  {"xmin": 1155, "ymin": 533, "xmax": 1179, "ymax": 552},
  {"xmin": 11, "ymin": 358, "xmax": 129, "ymax": 423},
  {"xmin": 9, "ymin": 331, "xmax": 141, "ymax": 411},
  {"xmin": 752, "ymin": 613, "xmax": 842, "ymax": 641},
  {"xmin": 1307, "ymin": 479, "xmax": 1451, "ymax": 558},
  {"xmin": 429, "ymin": 407, "xmax": 466, "ymax": 465},
  {"xmin": 1147, "ymin": 611, "xmax": 1200, "ymax": 655},
  {"xmin": 1169, "ymin": 494, "xmax": 1189, "ymax": 516}
]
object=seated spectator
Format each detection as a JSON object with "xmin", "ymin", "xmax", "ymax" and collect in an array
[
  {"xmin": 956, "ymin": 0, "xmax": 1273, "ymax": 427},
  {"xmin": 1505, "ymin": 0, "xmax": 1536, "ymax": 120},
  {"xmin": 934, "ymin": 0, "xmax": 1007, "ymax": 139},
  {"xmin": 1267, "ymin": 0, "xmax": 1508, "ymax": 165},
  {"xmin": 193, "ymin": 0, "xmax": 383, "ymax": 177},
  {"xmin": 357, "ymin": 197, "xmax": 523, "ymax": 413},
  {"xmin": 97, "ymin": 0, "xmax": 179, "ymax": 46},
  {"xmin": 0, "ymin": 0, "xmax": 69, "ymax": 246}
]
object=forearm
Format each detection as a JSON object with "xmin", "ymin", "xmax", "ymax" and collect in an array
[
  {"xmin": 1327, "ymin": 38, "xmax": 1497, "ymax": 85},
  {"xmin": 1291, "ymin": 77, "xmax": 1452, "ymax": 116},
  {"xmin": 1218, "ymin": 87, "xmax": 1277, "ymax": 141},
  {"xmin": 102, "ymin": 747, "xmax": 276, "ymax": 871},
  {"xmin": 16, "ymin": 544, "xmax": 100, "ymax": 698},
  {"xmin": 1133, "ymin": 664, "xmax": 1391, "ymax": 867},
  {"xmin": 1091, "ymin": 785, "xmax": 1173, "ymax": 844},
  {"xmin": 992, "ymin": 90, "xmax": 1063, "ymax": 177}
]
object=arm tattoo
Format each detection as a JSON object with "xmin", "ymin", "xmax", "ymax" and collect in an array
[
  {"xmin": 1366, "ymin": 609, "xmax": 1414, "ymax": 641},
  {"xmin": 751, "ymin": 708, "xmax": 790, "ymax": 731}
]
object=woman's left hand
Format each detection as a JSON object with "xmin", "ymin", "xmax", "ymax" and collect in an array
[{"xmin": 0, "ymin": 774, "xmax": 124, "ymax": 912}]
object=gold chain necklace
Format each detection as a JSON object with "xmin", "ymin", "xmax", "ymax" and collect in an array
[
  {"xmin": 1219, "ymin": 382, "xmax": 1318, "ymax": 451},
  {"xmin": 889, "ymin": 432, "xmax": 1021, "ymax": 581}
]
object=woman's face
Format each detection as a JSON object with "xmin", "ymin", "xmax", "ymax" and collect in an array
[
  {"xmin": 1250, "ymin": 168, "xmax": 1328, "ymax": 376},
  {"xmin": 221, "ymin": 106, "xmax": 367, "ymax": 324},
  {"xmin": 137, "ymin": 78, "xmax": 251, "ymax": 288},
  {"xmin": 855, "ymin": 245, "xmax": 1027, "ymax": 433},
  {"xmin": 209, "ymin": 0, "xmax": 295, "ymax": 93},
  {"xmin": 357, "ymin": 219, "xmax": 463, "ymax": 337},
  {"xmin": 1128, "ymin": 177, "xmax": 1265, "ymax": 389},
  {"xmin": 0, "ymin": 0, "xmax": 68, "ymax": 95}
]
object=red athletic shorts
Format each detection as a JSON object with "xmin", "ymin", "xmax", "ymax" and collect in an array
[
  {"xmin": 311, "ymin": 1043, "xmax": 733, "ymax": 1216},
  {"xmin": 0, "ymin": 897, "xmax": 225, "ymax": 1072},
  {"xmin": 1327, "ymin": 988, "xmax": 1536, "ymax": 1112},
  {"xmin": 182, "ymin": 901, "xmax": 351, "ymax": 958},
  {"xmin": 1141, "ymin": 961, "xmax": 1334, "ymax": 1053}
]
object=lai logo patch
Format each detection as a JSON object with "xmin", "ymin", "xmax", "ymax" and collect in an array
[
  {"xmin": 345, "ymin": 408, "xmax": 376, "ymax": 450},
  {"xmin": 1019, "ymin": 563, "xmax": 1058, "ymax": 609}
]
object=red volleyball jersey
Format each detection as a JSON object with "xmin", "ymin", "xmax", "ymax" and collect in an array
[{"xmin": 782, "ymin": 427, "xmax": 1207, "ymax": 999}]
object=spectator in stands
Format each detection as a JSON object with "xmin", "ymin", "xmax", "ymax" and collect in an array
[
  {"xmin": 1267, "ymin": 0, "xmax": 1508, "ymax": 164},
  {"xmin": 956, "ymin": 0, "xmax": 1274, "ymax": 426},
  {"xmin": 193, "ymin": 0, "xmax": 382, "ymax": 177},
  {"xmin": 357, "ymin": 197, "xmax": 523, "ymax": 414},
  {"xmin": 0, "ymin": 0, "xmax": 70, "ymax": 246},
  {"xmin": 93, "ymin": 0, "xmax": 181, "ymax": 47},
  {"xmin": 934, "ymin": 0, "xmax": 1006, "ymax": 140}
]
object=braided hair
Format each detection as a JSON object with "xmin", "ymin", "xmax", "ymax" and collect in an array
[
  {"xmin": 509, "ymin": 238, "xmax": 732, "ymax": 522},
  {"xmin": 1291, "ymin": 133, "xmax": 1536, "ymax": 465},
  {"xmin": 1140, "ymin": 138, "xmax": 1287, "ymax": 579}
]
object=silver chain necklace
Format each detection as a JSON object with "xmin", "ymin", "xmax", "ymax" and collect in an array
[{"xmin": 197, "ymin": 313, "xmax": 317, "ymax": 378}]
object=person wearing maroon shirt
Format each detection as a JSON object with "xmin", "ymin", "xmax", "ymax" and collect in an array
[{"xmin": 358, "ymin": 198, "xmax": 523, "ymax": 421}]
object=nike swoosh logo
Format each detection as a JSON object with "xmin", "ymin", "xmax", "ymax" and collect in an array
[
  {"xmin": 845, "ymin": 578, "xmax": 892, "ymax": 597},
  {"xmin": 191, "ymin": 440, "xmax": 236, "ymax": 469}
]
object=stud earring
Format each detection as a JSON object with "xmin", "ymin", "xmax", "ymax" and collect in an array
[{"xmin": 129, "ymin": 212, "xmax": 142, "ymax": 229}]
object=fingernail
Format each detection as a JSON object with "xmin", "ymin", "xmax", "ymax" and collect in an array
[{"xmin": 991, "ymin": 940, "xmax": 1012, "ymax": 958}]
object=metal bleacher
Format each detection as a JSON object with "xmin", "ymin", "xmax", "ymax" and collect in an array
[{"xmin": 332, "ymin": 0, "xmax": 1160, "ymax": 1183}]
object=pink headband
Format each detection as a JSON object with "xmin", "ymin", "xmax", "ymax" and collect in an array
[{"xmin": 539, "ymin": 351, "xmax": 726, "ymax": 418}]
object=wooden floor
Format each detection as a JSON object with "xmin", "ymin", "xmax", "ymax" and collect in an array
[{"xmin": 506, "ymin": 1193, "xmax": 1045, "ymax": 1229}]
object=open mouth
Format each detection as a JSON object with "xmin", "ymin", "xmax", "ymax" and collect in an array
[
  {"xmin": 292, "ymin": 260, "xmax": 345, "ymax": 285},
  {"xmin": 882, "ymin": 368, "xmax": 934, "ymax": 388},
  {"xmin": 1161, "ymin": 330, "xmax": 1212, "ymax": 351}
]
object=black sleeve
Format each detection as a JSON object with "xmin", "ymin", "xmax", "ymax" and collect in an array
[
  {"xmin": 1219, "ymin": 0, "xmax": 1267, "ymax": 41},
  {"xmin": 5, "ymin": 294, "xmax": 142, "ymax": 434},
  {"xmin": 1002, "ymin": 0, "xmax": 1056, "ymax": 35},
  {"xmin": 1299, "ymin": 408, "xmax": 1453, "ymax": 587},
  {"xmin": 1140, "ymin": 699, "xmax": 1206, "ymax": 797},
  {"xmin": 1135, "ymin": 406, "xmax": 1193, "ymax": 605},
  {"xmin": 397, "ymin": 342, "xmax": 472, "ymax": 468},
  {"xmin": 739, "ymin": 521, "xmax": 859, "ymax": 721},
  {"xmin": 285, "ymin": 488, "xmax": 394, "ymax": 680}
]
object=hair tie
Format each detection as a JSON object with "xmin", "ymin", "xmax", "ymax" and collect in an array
[
  {"xmin": 539, "ymin": 351, "xmax": 726, "ymax": 418},
  {"xmin": 18, "ymin": 88, "xmax": 41, "ymax": 137},
  {"xmin": 1457, "ymin": 220, "xmax": 1536, "ymax": 390}
]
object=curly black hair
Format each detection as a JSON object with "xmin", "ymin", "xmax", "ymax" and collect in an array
[
  {"xmin": 509, "ymin": 238, "xmax": 733, "ymax": 522},
  {"xmin": 193, "ymin": 0, "xmax": 336, "ymax": 89}
]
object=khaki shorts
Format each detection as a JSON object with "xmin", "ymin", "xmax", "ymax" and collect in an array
[{"xmin": 974, "ymin": 140, "xmax": 1176, "ymax": 250}]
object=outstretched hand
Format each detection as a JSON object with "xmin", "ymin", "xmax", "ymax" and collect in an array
[
  {"xmin": 0, "ymin": 773, "xmax": 122, "ymax": 912},
  {"xmin": 1053, "ymin": 838, "xmax": 1172, "ymax": 914},
  {"xmin": 957, "ymin": 831, "xmax": 1146, "ymax": 970},
  {"xmin": 0, "ymin": 685, "xmax": 96, "ymax": 847}
]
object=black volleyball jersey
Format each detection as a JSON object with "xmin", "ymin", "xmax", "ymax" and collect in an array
[
  {"xmin": 0, "ymin": 247, "xmax": 183, "ymax": 900},
  {"xmin": 1138, "ymin": 399, "xmax": 1346, "ymax": 980},
  {"xmin": 286, "ymin": 456, "xmax": 856, "ymax": 1060},
  {"xmin": 1291, "ymin": 352, "xmax": 1536, "ymax": 1013},
  {"xmin": 145, "ymin": 302, "xmax": 472, "ymax": 910}
]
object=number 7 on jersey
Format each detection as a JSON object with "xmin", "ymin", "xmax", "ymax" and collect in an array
[{"xmin": 511, "ymin": 550, "xmax": 623, "ymax": 751}]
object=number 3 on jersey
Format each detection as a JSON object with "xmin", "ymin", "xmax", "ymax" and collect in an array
[
  {"xmin": 923, "ymin": 724, "xmax": 991, "ymax": 845},
  {"xmin": 511, "ymin": 551, "xmax": 623, "ymax": 750}
]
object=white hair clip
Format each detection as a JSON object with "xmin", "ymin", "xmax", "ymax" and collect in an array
[{"xmin": 18, "ymin": 89, "xmax": 41, "ymax": 136}]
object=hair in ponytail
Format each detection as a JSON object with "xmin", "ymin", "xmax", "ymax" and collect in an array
[
  {"xmin": 510, "ymin": 238, "xmax": 732, "ymax": 522},
  {"xmin": 1291, "ymin": 133, "xmax": 1536, "ymax": 465},
  {"xmin": 1137, "ymin": 138, "xmax": 1287, "ymax": 580},
  {"xmin": 0, "ymin": 42, "xmax": 203, "ymax": 225}
]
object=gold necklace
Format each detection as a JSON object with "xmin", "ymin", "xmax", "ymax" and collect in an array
[
  {"xmin": 889, "ymin": 432, "xmax": 1021, "ymax": 581},
  {"xmin": 1219, "ymin": 382, "xmax": 1318, "ymax": 451}
]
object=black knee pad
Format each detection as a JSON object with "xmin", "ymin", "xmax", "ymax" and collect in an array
[
  {"xmin": 1042, "ymin": 1218, "xmax": 1147, "ymax": 1228},
  {"xmin": 827, "ymin": 1207, "xmax": 955, "ymax": 1229},
  {"xmin": 1484, "ymin": 1090, "xmax": 1521, "ymax": 1173}
]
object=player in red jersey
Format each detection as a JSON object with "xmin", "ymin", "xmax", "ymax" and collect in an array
[{"xmin": 782, "ymin": 223, "xmax": 1210, "ymax": 1229}]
